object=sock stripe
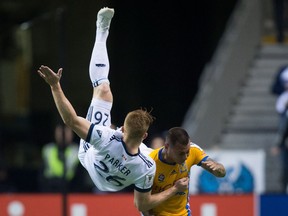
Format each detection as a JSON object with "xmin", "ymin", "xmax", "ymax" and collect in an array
[{"xmin": 92, "ymin": 78, "xmax": 110, "ymax": 87}]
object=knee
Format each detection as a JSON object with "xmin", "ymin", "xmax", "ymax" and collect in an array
[{"xmin": 93, "ymin": 83, "xmax": 112, "ymax": 100}]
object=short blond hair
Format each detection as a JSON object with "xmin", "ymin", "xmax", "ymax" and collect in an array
[{"xmin": 124, "ymin": 109, "xmax": 155, "ymax": 140}]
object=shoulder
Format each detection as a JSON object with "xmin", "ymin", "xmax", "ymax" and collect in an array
[
  {"xmin": 149, "ymin": 147, "xmax": 162, "ymax": 160},
  {"xmin": 90, "ymin": 124, "xmax": 119, "ymax": 140},
  {"xmin": 139, "ymin": 152, "xmax": 156, "ymax": 170},
  {"xmin": 139, "ymin": 143, "xmax": 153, "ymax": 155},
  {"xmin": 189, "ymin": 142, "xmax": 208, "ymax": 164}
]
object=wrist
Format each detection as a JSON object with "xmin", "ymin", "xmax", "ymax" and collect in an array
[
  {"xmin": 171, "ymin": 185, "xmax": 178, "ymax": 194},
  {"xmin": 51, "ymin": 82, "xmax": 61, "ymax": 90}
]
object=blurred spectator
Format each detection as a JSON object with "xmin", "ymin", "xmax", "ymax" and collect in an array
[
  {"xmin": 38, "ymin": 124, "xmax": 80, "ymax": 192},
  {"xmin": 272, "ymin": 0, "xmax": 288, "ymax": 43},
  {"xmin": 150, "ymin": 136, "xmax": 165, "ymax": 149},
  {"xmin": 272, "ymin": 69, "xmax": 288, "ymax": 193},
  {"xmin": 271, "ymin": 65, "xmax": 288, "ymax": 96},
  {"xmin": 149, "ymin": 133, "xmax": 165, "ymax": 149},
  {"xmin": 0, "ymin": 161, "xmax": 17, "ymax": 192},
  {"xmin": 275, "ymin": 68, "xmax": 288, "ymax": 132}
]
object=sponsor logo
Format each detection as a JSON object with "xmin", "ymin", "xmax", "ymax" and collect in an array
[
  {"xmin": 95, "ymin": 63, "xmax": 106, "ymax": 67},
  {"xmin": 96, "ymin": 130, "xmax": 102, "ymax": 137},
  {"xmin": 122, "ymin": 154, "xmax": 127, "ymax": 160},
  {"xmin": 144, "ymin": 174, "xmax": 154, "ymax": 188},
  {"xmin": 158, "ymin": 174, "xmax": 165, "ymax": 182},
  {"xmin": 170, "ymin": 169, "xmax": 177, "ymax": 175},
  {"xmin": 179, "ymin": 163, "xmax": 188, "ymax": 173}
]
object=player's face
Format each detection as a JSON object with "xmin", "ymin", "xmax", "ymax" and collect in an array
[{"xmin": 167, "ymin": 142, "xmax": 190, "ymax": 164}]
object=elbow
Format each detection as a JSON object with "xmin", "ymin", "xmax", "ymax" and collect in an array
[
  {"xmin": 215, "ymin": 169, "xmax": 226, "ymax": 178},
  {"xmin": 220, "ymin": 166, "xmax": 226, "ymax": 177},
  {"xmin": 214, "ymin": 163, "xmax": 226, "ymax": 178},
  {"xmin": 62, "ymin": 115, "xmax": 75, "ymax": 128},
  {"xmin": 218, "ymin": 172, "xmax": 226, "ymax": 178},
  {"xmin": 221, "ymin": 170, "xmax": 226, "ymax": 177},
  {"xmin": 62, "ymin": 119, "xmax": 72, "ymax": 128}
]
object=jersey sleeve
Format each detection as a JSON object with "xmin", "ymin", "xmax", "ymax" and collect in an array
[
  {"xmin": 134, "ymin": 158, "xmax": 156, "ymax": 192},
  {"xmin": 189, "ymin": 142, "xmax": 208, "ymax": 166},
  {"xmin": 86, "ymin": 124, "xmax": 113, "ymax": 150}
]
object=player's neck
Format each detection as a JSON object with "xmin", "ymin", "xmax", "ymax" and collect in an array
[
  {"xmin": 123, "ymin": 138, "xmax": 140, "ymax": 154},
  {"xmin": 126, "ymin": 146, "xmax": 139, "ymax": 154}
]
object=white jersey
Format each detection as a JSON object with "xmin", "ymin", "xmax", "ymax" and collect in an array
[
  {"xmin": 79, "ymin": 123, "xmax": 156, "ymax": 192},
  {"xmin": 276, "ymin": 90, "xmax": 288, "ymax": 114}
]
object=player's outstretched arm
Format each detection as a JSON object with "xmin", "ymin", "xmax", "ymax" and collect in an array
[
  {"xmin": 37, "ymin": 65, "xmax": 91, "ymax": 140},
  {"xmin": 134, "ymin": 177, "xmax": 189, "ymax": 212},
  {"xmin": 201, "ymin": 158, "xmax": 226, "ymax": 177}
]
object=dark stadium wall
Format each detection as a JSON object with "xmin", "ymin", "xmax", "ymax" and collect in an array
[{"xmin": 30, "ymin": 0, "xmax": 238, "ymax": 146}]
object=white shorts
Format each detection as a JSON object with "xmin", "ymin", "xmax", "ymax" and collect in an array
[{"xmin": 78, "ymin": 98, "xmax": 112, "ymax": 167}]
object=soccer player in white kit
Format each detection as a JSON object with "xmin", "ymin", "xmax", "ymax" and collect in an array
[{"xmin": 37, "ymin": 7, "xmax": 188, "ymax": 212}]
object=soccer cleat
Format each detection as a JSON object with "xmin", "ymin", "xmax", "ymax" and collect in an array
[{"xmin": 96, "ymin": 7, "xmax": 115, "ymax": 32}]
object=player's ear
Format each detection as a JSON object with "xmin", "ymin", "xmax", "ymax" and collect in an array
[{"xmin": 142, "ymin": 132, "xmax": 148, "ymax": 140}]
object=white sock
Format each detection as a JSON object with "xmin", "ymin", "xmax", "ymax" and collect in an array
[{"xmin": 89, "ymin": 29, "xmax": 110, "ymax": 87}]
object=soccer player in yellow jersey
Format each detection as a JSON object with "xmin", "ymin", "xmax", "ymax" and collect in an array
[{"xmin": 143, "ymin": 127, "xmax": 226, "ymax": 216}]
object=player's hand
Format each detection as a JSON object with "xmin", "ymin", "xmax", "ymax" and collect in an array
[
  {"xmin": 174, "ymin": 177, "xmax": 189, "ymax": 192},
  {"xmin": 202, "ymin": 160, "xmax": 219, "ymax": 171},
  {"xmin": 37, "ymin": 65, "xmax": 62, "ymax": 87},
  {"xmin": 202, "ymin": 160, "xmax": 226, "ymax": 177}
]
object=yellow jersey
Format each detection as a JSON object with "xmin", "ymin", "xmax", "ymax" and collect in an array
[{"xmin": 149, "ymin": 143, "xmax": 208, "ymax": 216}]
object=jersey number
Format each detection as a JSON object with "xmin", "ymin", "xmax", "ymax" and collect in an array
[
  {"xmin": 86, "ymin": 106, "xmax": 109, "ymax": 126},
  {"xmin": 94, "ymin": 111, "xmax": 109, "ymax": 126},
  {"xmin": 94, "ymin": 161, "xmax": 126, "ymax": 187}
]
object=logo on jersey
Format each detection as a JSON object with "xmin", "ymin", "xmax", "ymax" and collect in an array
[
  {"xmin": 83, "ymin": 141, "xmax": 90, "ymax": 152},
  {"xmin": 144, "ymin": 174, "xmax": 154, "ymax": 188},
  {"xmin": 110, "ymin": 134, "xmax": 122, "ymax": 142},
  {"xmin": 96, "ymin": 130, "xmax": 102, "ymax": 137},
  {"xmin": 122, "ymin": 154, "xmax": 127, "ymax": 160},
  {"xmin": 179, "ymin": 163, "xmax": 188, "ymax": 173},
  {"xmin": 95, "ymin": 63, "xmax": 106, "ymax": 67},
  {"xmin": 158, "ymin": 173, "xmax": 165, "ymax": 182},
  {"xmin": 170, "ymin": 169, "xmax": 177, "ymax": 175}
]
